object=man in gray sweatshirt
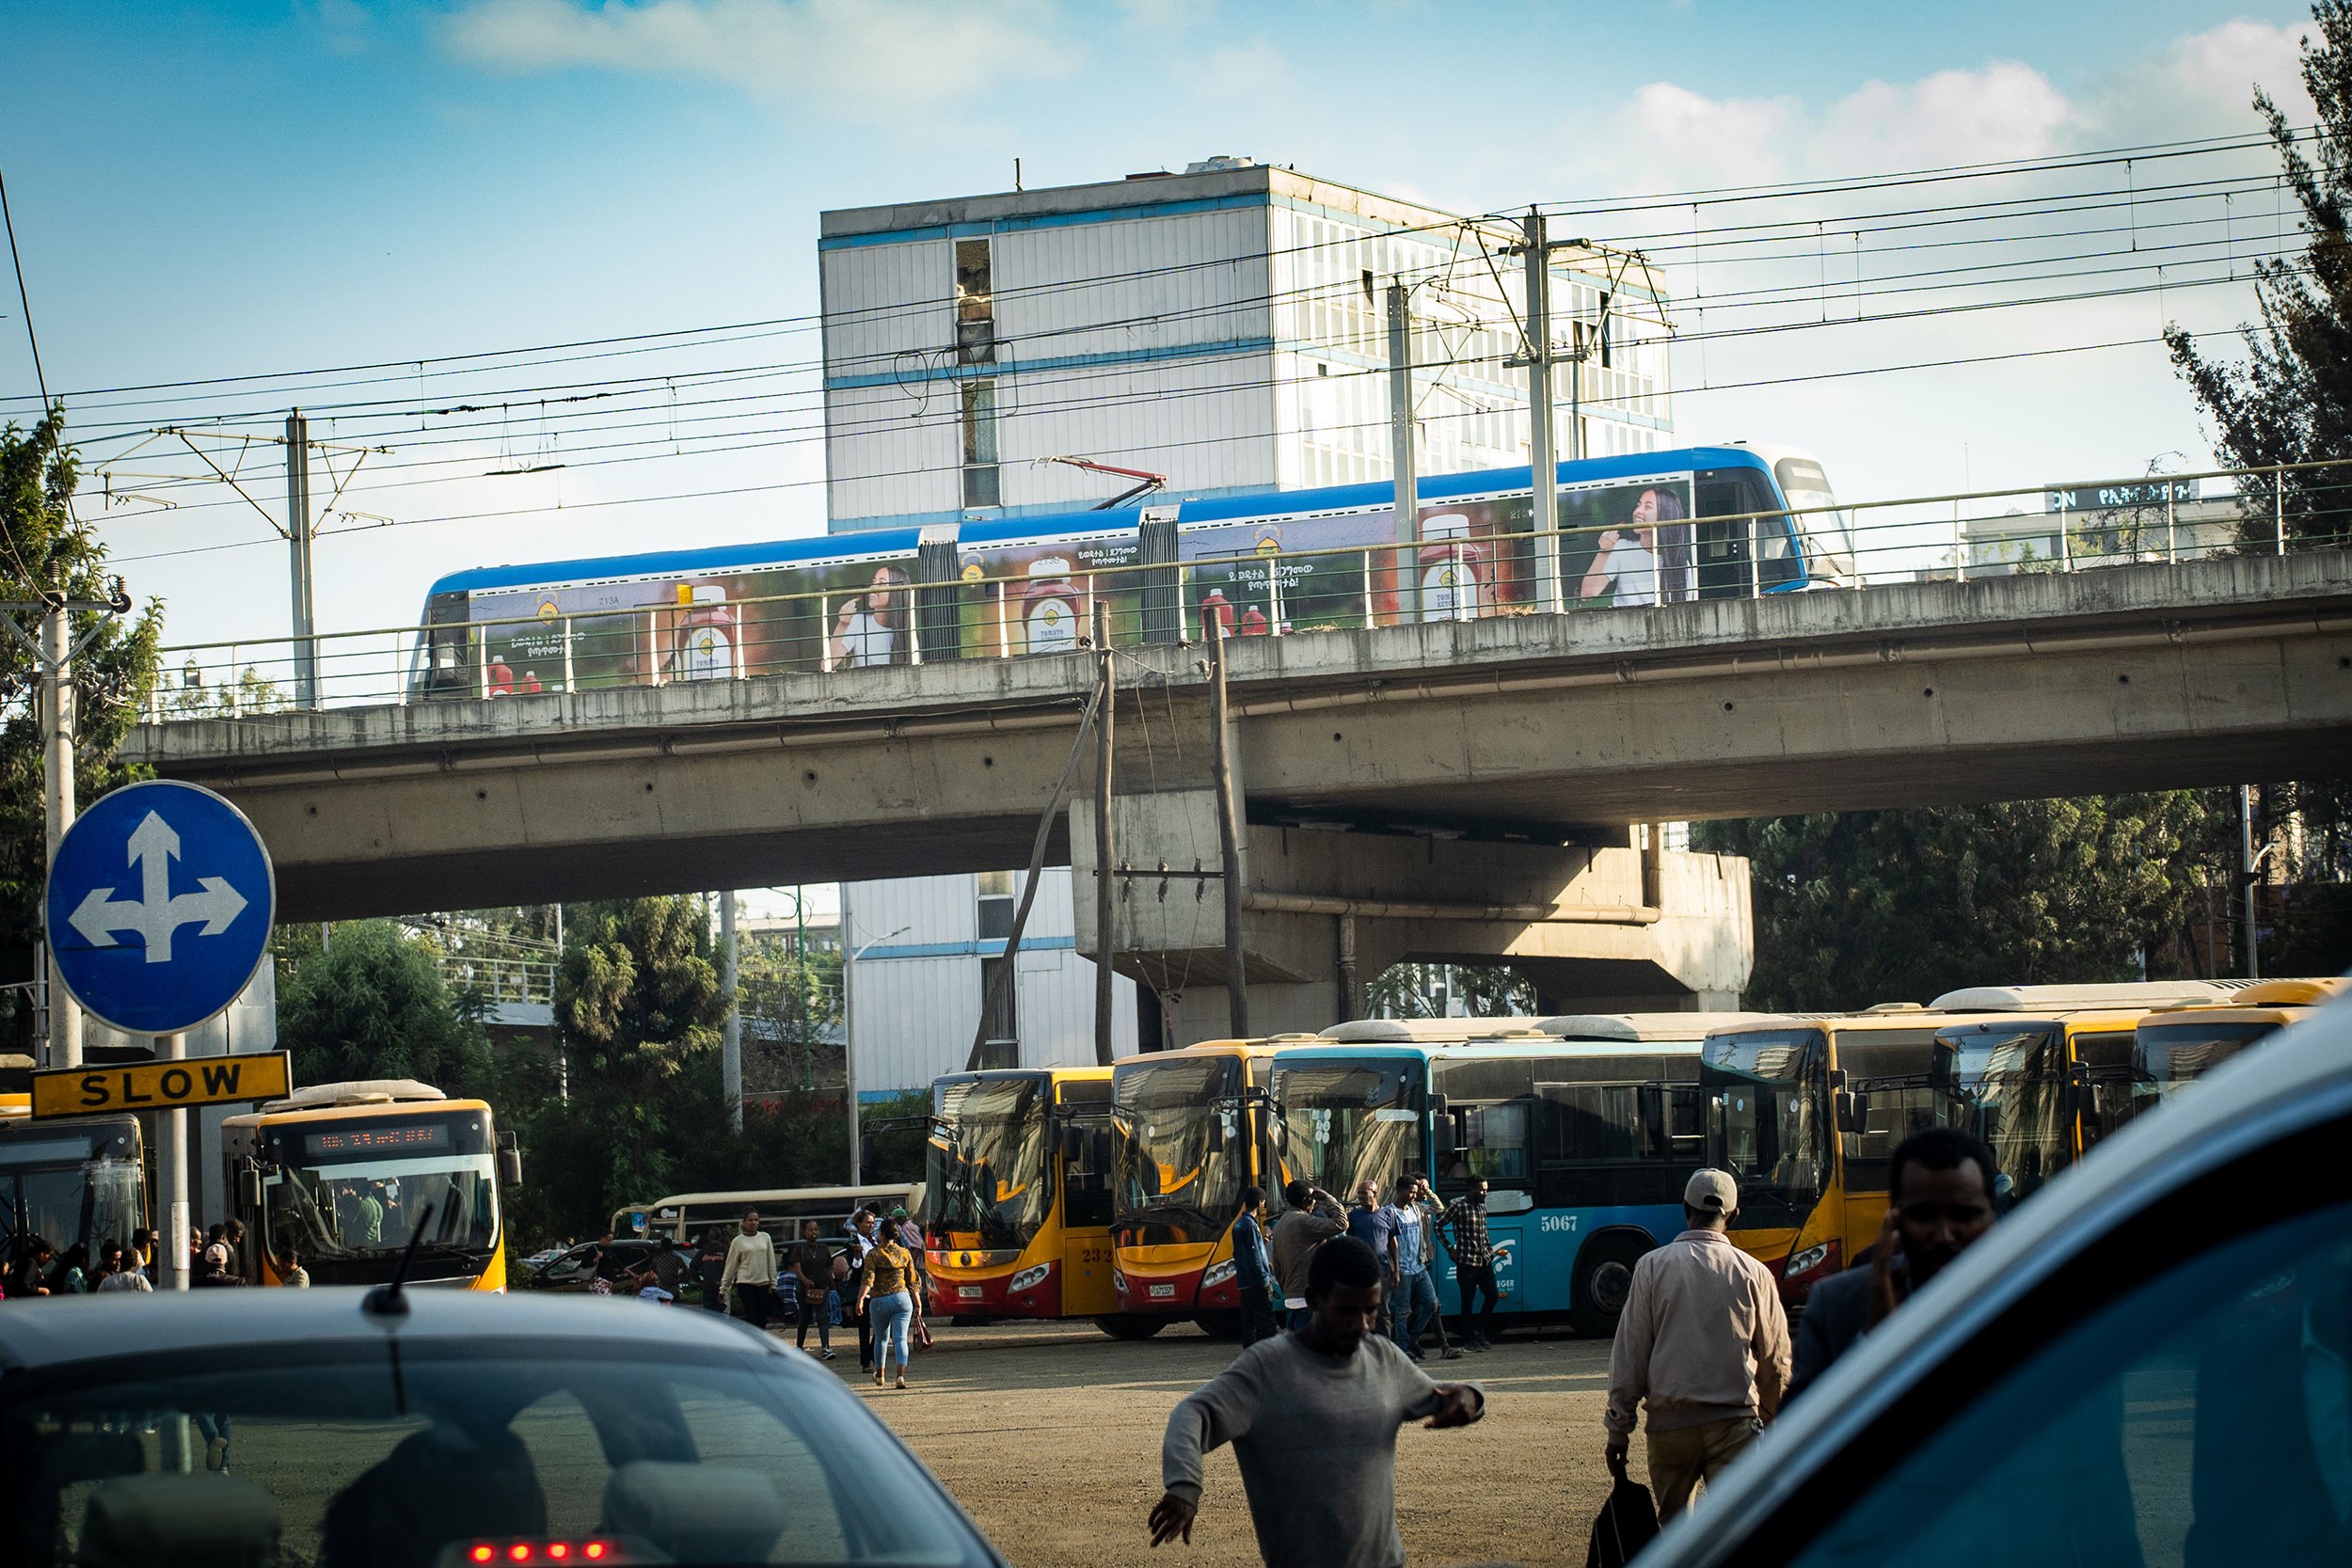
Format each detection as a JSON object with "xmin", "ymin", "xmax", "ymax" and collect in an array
[{"xmin": 1150, "ymin": 1236, "xmax": 1484, "ymax": 1568}]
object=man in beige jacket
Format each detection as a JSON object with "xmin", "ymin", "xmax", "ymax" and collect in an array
[{"xmin": 1603, "ymin": 1169, "xmax": 1791, "ymax": 1514}]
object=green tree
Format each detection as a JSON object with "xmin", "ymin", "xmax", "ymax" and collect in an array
[
  {"xmin": 2165, "ymin": 2, "xmax": 2352, "ymax": 546},
  {"xmin": 277, "ymin": 920, "xmax": 492, "ymax": 1090},
  {"xmin": 738, "ymin": 929, "xmax": 843, "ymax": 1093},
  {"xmin": 1694, "ymin": 794, "xmax": 2224, "ymax": 1011},
  {"xmin": 1, "ymin": 409, "xmax": 163, "ymax": 1049},
  {"xmin": 547, "ymin": 896, "xmax": 727, "ymax": 1223}
]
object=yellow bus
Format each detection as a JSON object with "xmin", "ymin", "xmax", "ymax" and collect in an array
[
  {"xmin": 924, "ymin": 1067, "xmax": 1117, "ymax": 1323},
  {"xmin": 222, "ymin": 1079, "xmax": 522, "ymax": 1291},
  {"xmin": 1, "ymin": 1055, "xmax": 147, "ymax": 1275},
  {"xmin": 2130, "ymin": 976, "xmax": 2349, "ymax": 1117},
  {"xmin": 1109, "ymin": 1038, "xmax": 1311, "ymax": 1337},
  {"xmin": 1701, "ymin": 982, "xmax": 2232, "ymax": 1307}
]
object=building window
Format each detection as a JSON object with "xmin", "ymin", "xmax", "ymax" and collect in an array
[
  {"xmin": 954, "ymin": 238, "xmax": 994, "ymax": 365},
  {"xmin": 978, "ymin": 954, "xmax": 1018, "ymax": 1069},
  {"xmin": 961, "ymin": 379, "xmax": 999, "ymax": 507},
  {"xmin": 977, "ymin": 871, "xmax": 1015, "ymax": 942}
]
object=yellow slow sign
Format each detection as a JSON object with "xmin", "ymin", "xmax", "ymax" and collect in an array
[{"xmin": 32, "ymin": 1052, "xmax": 292, "ymax": 1118}]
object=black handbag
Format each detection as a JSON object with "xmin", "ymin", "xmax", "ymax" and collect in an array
[{"xmin": 1585, "ymin": 1450, "xmax": 1661, "ymax": 1568}]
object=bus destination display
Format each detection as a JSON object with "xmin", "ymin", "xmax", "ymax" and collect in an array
[{"xmin": 305, "ymin": 1123, "xmax": 452, "ymax": 1159}]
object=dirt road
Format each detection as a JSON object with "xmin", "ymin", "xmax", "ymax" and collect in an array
[{"xmin": 832, "ymin": 1321, "xmax": 1623, "ymax": 1568}]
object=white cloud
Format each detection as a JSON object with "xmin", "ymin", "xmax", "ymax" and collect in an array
[
  {"xmin": 1198, "ymin": 38, "xmax": 1292, "ymax": 100},
  {"xmin": 1615, "ymin": 81, "xmax": 1799, "ymax": 190},
  {"xmin": 440, "ymin": 0, "xmax": 1078, "ymax": 120},
  {"xmin": 1816, "ymin": 62, "xmax": 2074, "ymax": 174},
  {"xmin": 2078, "ymin": 18, "xmax": 2313, "ymax": 146}
]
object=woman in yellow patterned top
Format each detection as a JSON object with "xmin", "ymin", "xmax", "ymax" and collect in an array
[{"xmin": 854, "ymin": 1224, "xmax": 919, "ymax": 1389}]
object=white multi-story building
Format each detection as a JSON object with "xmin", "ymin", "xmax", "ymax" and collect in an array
[
  {"xmin": 820, "ymin": 157, "xmax": 1673, "ymax": 531},
  {"xmin": 841, "ymin": 870, "xmax": 1138, "ymax": 1097},
  {"xmin": 822, "ymin": 158, "xmax": 1673, "ymax": 1086}
]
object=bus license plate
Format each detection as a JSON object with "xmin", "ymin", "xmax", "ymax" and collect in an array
[
  {"xmin": 1149, "ymin": 1284, "xmax": 1175, "ymax": 1298},
  {"xmin": 958, "ymin": 1287, "xmax": 983, "ymax": 1298}
]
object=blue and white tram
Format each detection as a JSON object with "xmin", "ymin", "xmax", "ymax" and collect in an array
[{"xmin": 409, "ymin": 444, "xmax": 1851, "ymax": 698}]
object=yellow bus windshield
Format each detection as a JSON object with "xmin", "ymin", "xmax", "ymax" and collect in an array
[
  {"xmin": 1700, "ymin": 1030, "xmax": 1828, "ymax": 1230},
  {"xmin": 1939, "ymin": 1025, "xmax": 2072, "ymax": 1199},
  {"xmin": 1266, "ymin": 1057, "xmax": 1420, "ymax": 1214},
  {"xmin": 929, "ymin": 1077, "xmax": 1054, "ymax": 1256},
  {"xmin": 1113, "ymin": 1055, "xmax": 1248, "ymax": 1244},
  {"xmin": 2133, "ymin": 1018, "xmax": 2283, "ymax": 1108},
  {"xmin": 259, "ymin": 1108, "xmax": 500, "ymax": 1274}
]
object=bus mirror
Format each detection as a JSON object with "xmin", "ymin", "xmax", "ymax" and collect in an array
[
  {"xmin": 1836, "ymin": 1090, "xmax": 1870, "ymax": 1135},
  {"xmin": 1428, "ymin": 1093, "xmax": 1449, "ymax": 1122},
  {"xmin": 496, "ymin": 1131, "xmax": 524, "ymax": 1186},
  {"xmin": 235, "ymin": 1161, "xmax": 263, "ymax": 1211}
]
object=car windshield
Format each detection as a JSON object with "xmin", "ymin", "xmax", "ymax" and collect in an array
[
  {"xmin": 1701, "ymin": 1030, "xmax": 1827, "ymax": 1227},
  {"xmin": 261, "ymin": 1111, "xmax": 501, "ymax": 1283},
  {"xmin": 1268, "ymin": 1057, "xmax": 1422, "ymax": 1213},
  {"xmin": 0, "ymin": 1339, "xmax": 992, "ymax": 1568},
  {"xmin": 927, "ymin": 1077, "xmax": 1053, "ymax": 1256},
  {"xmin": 1112, "ymin": 1056, "xmax": 1248, "ymax": 1245},
  {"xmin": 1937, "ymin": 1025, "xmax": 2071, "ymax": 1201}
]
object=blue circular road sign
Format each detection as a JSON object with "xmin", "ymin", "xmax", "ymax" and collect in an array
[{"xmin": 45, "ymin": 779, "xmax": 276, "ymax": 1037}]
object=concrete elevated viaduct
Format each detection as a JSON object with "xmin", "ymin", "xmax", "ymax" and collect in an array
[{"xmin": 123, "ymin": 552, "xmax": 2352, "ymax": 1029}]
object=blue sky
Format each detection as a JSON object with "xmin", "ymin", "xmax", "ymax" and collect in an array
[{"xmin": 0, "ymin": 1, "xmax": 2330, "ymax": 654}]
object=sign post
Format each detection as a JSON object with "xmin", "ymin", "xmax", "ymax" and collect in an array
[{"xmin": 44, "ymin": 780, "xmax": 277, "ymax": 1291}]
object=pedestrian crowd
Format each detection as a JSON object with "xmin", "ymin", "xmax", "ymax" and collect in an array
[{"xmin": 0, "ymin": 1221, "xmax": 292, "ymax": 1298}]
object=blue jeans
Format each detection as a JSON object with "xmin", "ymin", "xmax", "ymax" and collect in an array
[
  {"xmin": 871, "ymin": 1291, "xmax": 914, "ymax": 1372},
  {"xmin": 1393, "ymin": 1270, "xmax": 1438, "ymax": 1354},
  {"xmin": 1287, "ymin": 1305, "xmax": 1314, "ymax": 1335}
]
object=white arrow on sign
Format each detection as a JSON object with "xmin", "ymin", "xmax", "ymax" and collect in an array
[{"xmin": 67, "ymin": 810, "xmax": 249, "ymax": 965}]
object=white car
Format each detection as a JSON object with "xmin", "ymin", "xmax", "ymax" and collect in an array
[{"xmin": 1636, "ymin": 982, "xmax": 2352, "ymax": 1566}]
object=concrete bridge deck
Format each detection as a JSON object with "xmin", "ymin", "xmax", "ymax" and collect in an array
[{"xmin": 123, "ymin": 552, "xmax": 2352, "ymax": 921}]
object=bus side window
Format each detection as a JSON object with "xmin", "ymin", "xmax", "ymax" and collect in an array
[{"xmin": 1452, "ymin": 1101, "xmax": 1530, "ymax": 1183}]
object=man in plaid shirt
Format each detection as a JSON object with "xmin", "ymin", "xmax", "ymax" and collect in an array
[{"xmin": 1439, "ymin": 1177, "xmax": 1501, "ymax": 1351}]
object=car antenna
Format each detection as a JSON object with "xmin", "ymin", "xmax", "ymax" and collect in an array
[{"xmin": 362, "ymin": 1201, "xmax": 439, "ymax": 1319}]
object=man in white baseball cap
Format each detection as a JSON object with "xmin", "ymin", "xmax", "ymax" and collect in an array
[{"xmin": 1602, "ymin": 1168, "xmax": 1791, "ymax": 1514}]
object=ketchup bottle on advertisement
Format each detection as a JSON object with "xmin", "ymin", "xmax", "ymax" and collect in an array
[
  {"xmin": 1022, "ymin": 558, "xmax": 1081, "ymax": 655},
  {"xmin": 1200, "ymin": 589, "xmax": 1236, "ymax": 641},
  {"xmin": 1239, "ymin": 604, "xmax": 1269, "ymax": 637},
  {"xmin": 676, "ymin": 583, "xmax": 735, "ymax": 679},
  {"xmin": 1418, "ymin": 515, "xmax": 1486, "ymax": 622}
]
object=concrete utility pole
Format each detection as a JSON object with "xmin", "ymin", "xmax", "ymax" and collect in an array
[
  {"xmin": 41, "ymin": 599, "xmax": 78, "ymax": 1069},
  {"xmin": 1518, "ymin": 211, "xmax": 1563, "ymax": 615},
  {"xmin": 1207, "ymin": 615, "xmax": 1249, "ymax": 1038},
  {"xmin": 285, "ymin": 410, "xmax": 317, "ymax": 707},
  {"xmin": 1091, "ymin": 602, "xmax": 1118, "ymax": 1067},
  {"xmin": 2241, "ymin": 784, "xmax": 2263, "ymax": 980},
  {"xmin": 844, "ymin": 883, "xmax": 860, "ymax": 1185},
  {"xmin": 1387, "ymin": 281, "xmax": 1420, "ymax": 618},
  {"xmin": 720, "ymin": 891, "xmax": 741, "ymax": 1131},
  {"xmin": 157, "ymin": 1031, "xmax": 189, "ymax": 1289}
]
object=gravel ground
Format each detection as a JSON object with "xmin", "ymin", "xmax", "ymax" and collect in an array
[{"xmin": 823, "ymin": 1318, "xmax": 1624, "ymax": 1568}]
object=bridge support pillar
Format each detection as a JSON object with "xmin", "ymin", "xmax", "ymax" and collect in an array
[{"xmin": 1073, "ymin": 793, "xmax": 1752, "ymax": 1046}]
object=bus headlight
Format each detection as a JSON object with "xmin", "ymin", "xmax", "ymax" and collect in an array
[
  {"xmin": 1112, "ymin": 1268, "xmax": 1127, "ymax": 1295},
  {"xmin": 1784, "ymin": 1243, "xmax": 1833, "ymax": 1278},
  {"xmin": 1200, "ymin": 1259, "xmax": 1237, "ymax": 1291},
  {"xmin": 1009, "ymin": 1263, "xmax": 1052, "ymax": 1294}
]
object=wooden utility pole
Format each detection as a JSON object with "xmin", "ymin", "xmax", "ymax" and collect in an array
[
  {"xmin": 1091, "ymin": 602, "xmax": 1117, "ymax": 1066},
  {"xmin": 1207, "ymin": 615, "xmax": 1249, "ymax": 1037}
]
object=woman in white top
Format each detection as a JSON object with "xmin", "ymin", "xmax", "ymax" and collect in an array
[
  {"xmin": 1579, "ymin": 487, "xmax": 1677, "ymax": 607},
  {"xmin": 828, "ymin": 565, "xmax": 909, "ymax": 668}
]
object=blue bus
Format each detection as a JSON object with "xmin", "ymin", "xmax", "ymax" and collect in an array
[
  {"xmin": 407, "ymin": 444, "xmax": 1851, "ymax": 698},
  {"xmin": 1269, "ymin": 1013, "xmax": 1765, "ymax": 1338}
]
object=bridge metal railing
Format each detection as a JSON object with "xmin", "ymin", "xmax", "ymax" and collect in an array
[
  {"xmin": 438, "ymin": 956, "xmax": 557, "ymax": 1008},
  {"xmin": 144, "ymin": 458, "xmax": 2352, "ymax": 719}
]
